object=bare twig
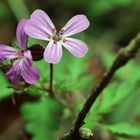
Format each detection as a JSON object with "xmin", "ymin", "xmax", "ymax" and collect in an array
[{"xmin": 60, "ymin": 33, "xmax": 140, "ymax": 139}]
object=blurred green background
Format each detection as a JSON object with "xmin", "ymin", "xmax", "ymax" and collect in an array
[{"xmin": 0, "ymin": 0, "xmax": 140, "ymax": 140}]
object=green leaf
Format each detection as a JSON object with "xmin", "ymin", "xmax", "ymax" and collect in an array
[
  {"xmin": 100, "ymin": 123, "xmax": 140, "ymax": 138},
  {"xmin": 0, "ymin": 72, "xmax": 13, "ymax": 99},
  {"xmin": 21, "ymin": 98, "xmax": 63, "ymax": 140},
  {"xmin": 7, "ymin": 0, "xmax": 29, "ymax": 21},
  {"xmin": 83, "ymin": 48, "xmax": 140, "ymax": 130},
  {"xmin": 98, "ymin": 48, "xmax": 140, "ymax": 123},
  {"xmin": 84, "ymin": 82, "xmax": 132, "ymax": 129},
  {"xmin": 27, "ymin": 85, "xmax": 46, "ymax": 97},
  {"xmin": 0, "ymin": 1, "xmax": 11, "ymax": 18},
  {"xmin": 33, "ymin": 50, "xmax": 93, "ymax": 93},
  {"xmin": 54, "ymin": 51, "xmax": 93, "ymax": 93}
]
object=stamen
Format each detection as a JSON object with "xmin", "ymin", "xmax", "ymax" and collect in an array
[
  {"xmin": 48, "ymin": 34, "xmax": 51, "ymax": 39},
  {"xmin": 60, "ymin": 29, "xmax": 64, "ymax": 35},
  {"xmin": 61, "ymin": 29, "xmax": 64, "ymax": 33},
  {"xmin": 56, "ymin": 32, "xmax": 59, "ymax": 36},
  {"xmin": 54, "ymin": 40, "xmax": 57, "ymax": 44}
]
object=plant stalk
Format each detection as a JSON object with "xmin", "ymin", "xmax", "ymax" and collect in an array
[{"xmin": 49, "ymin": 63, "xmax": 54, "ymax": 97}]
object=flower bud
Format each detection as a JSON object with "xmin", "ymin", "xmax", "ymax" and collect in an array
[{"xmin": 29, "ymin": 44, "xmax": 44, "ymax": 61}]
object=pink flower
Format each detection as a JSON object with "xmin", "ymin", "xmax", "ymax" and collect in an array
[
  {"xmin": 0, "ymin": 19, "xmax": 40, "ymax": 85},
  {"xmin": 25, "ymin": 9, "xmax": 90, "ymax": 64}
]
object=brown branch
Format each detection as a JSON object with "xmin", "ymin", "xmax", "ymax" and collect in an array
[{"xmin": 59, "ymin": 33, "xmax": 140, "ymax": 139}]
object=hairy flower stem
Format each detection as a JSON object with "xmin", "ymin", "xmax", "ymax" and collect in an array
[
  {"xmin": 49, "ymin": 63, "xmax": 54, "ymax": 97},
  {"xmin": 60, "ymin": 33, "xmax": 140, "ymax": 139}
]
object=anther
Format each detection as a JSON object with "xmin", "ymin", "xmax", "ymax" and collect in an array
[
  {"xmin": 47, "ymin": 34, "xmax": 51, "ymax": 39},
  {"xmin": 54, "ymin": 40, "xmax": 57, "ymax": 44},
  {"xmin": 60, "ymin": 29, "xmax": 64, "ymax": 35},
  {"xmin": 61, "ymin": 29, "xmax": 64, "ymax": 33},
  {"xmin": 56, "ymin": 32, "xmax": 59, "ymax": 36}
]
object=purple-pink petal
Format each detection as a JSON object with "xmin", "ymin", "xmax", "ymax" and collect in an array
[
  {"xmin": 0, "ymin": 45, "xmax": 19, "ymax": 61},
  {"xmin": 6, "ymin": 60, "xmax": 22, "ymax": 85},
  {"xmin": 31, "ymin": 9, "xmax": 55, "ymax": 34},
  {"xmin": 61, "ymin": 15, "xmax": 90, "ymax": 37},
  {"xmin": 61, "ymin": 37, "xmax": 88, "ymax": 57},
  {"xmin": 25, "ymin": 9, "xmax": 55, "ymax": 41},
  {"xmin": 21, "ymin": 50, "xmax": 40, "ymax": 84},
  {"xmin": 44, "ymin": 41, "xmax": 63, "ymax": 64},
  {"xmin": 21, "ymin": 59, "xmax": 40, "ymax": 84},
  {"xmin": 16, "ymin": 19, "xmax": 28, "ymax": 50},
  {"xmin": 23, "ymin": 50, "xmax": 32, "ymax": 65},
  {"xmin": 6, "ymin": 50, "xmax": 40, "ymax": 85},
  {"xmin": 24, "ymin": 19, "xmax": 51, "ymax": 41}
]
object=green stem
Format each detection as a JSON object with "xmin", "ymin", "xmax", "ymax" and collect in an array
[{"xmin": 49, "ymin": 63, "xmax": 54, "ymax": 97}]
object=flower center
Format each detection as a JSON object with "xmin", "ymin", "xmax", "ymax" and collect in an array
[
  {"xmin": 53, "ymin": 33, "xmax": 61, "ymax": 41},
  {"xmin": 52, "ymin": 29, "xmax": 64, "ymax": 42},
  {"xmin": 16, "ymin": 50, "xmax": 25, "ymax": 59}
]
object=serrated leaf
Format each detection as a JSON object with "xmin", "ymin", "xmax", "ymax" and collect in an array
[
  {"xmin": 21, "ymin": 98, "xmax": 63, "ymax": 140},
  {"xmin": 100, "ymin": 123, "xmax": 140, "ymax": 138},
  {"xmin": 54, "ymin": 51, "xmax": 93, "ymax": 93},
  {"xmin": 0, "ymin": 72, "xmax": 13, "ymax": 99}
]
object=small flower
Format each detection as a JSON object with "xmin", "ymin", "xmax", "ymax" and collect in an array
[
  {"xmin": 25, "ymin": 9, "xmax": 90, "ymax": 64},
  {"xmin": 0, "ymin": 19, "xmax": 40, "ymax": 85}
]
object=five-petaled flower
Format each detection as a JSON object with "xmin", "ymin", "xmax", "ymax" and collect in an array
[
  {"xmin": 0, "ymin": 19, "xmax": 40, "ymax": 85},
  {"xmin": 25, "ymin": 9, "xmax": 90, "ymax": 64}
]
